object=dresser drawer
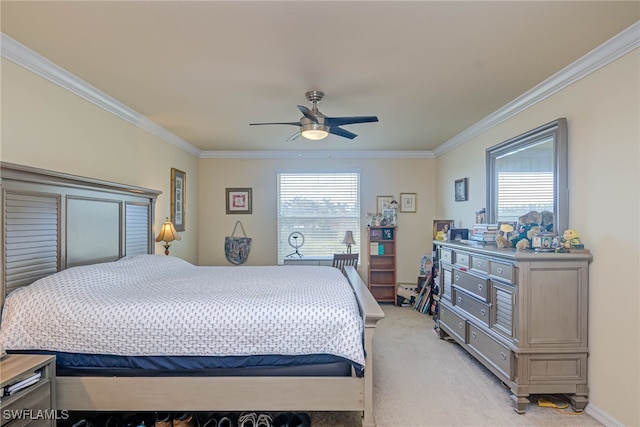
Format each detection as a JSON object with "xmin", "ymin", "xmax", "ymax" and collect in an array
[
  {"xmin": 453, "ymin": 288, "xmax": 490, "ymax": 326},
  {"xmin": 452, "ymin": 269, "xmax": 489, "ymax": 301},
  {"xmin": 470, "ymin": 256, "xmax": 490, "ymax": 274},
  {"xmin": 2, "ymin": 379, "xmax": 51, "ymax": 427},
  {"xmin": 440, "ymin": 249, "xmax": 452, "ymax": 264},
  {"xmin": 439, "ymin": 304, "xmax": 466, "ymax": 343},
  {"xmin": 490, "ymin": 260, "xmax": 515, "ymax": 283},
  {"xmin": 453, "ymin": 251, "xmax": 470, "ymax": 268},
  {"xmin": 468, "ymin": 324, "xmax": 512, "ymax": 379}
]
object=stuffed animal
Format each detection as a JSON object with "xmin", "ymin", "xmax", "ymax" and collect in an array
[
  {"xmin": 540, "ymin": 210, "xmax": 554, "ymax": 232},
  {"xmin": 561, "ymin": 229, "xmax": 583, "ymax": 249},
  {"xmin": 515, "ymin": 238, "xmax": 530, "ymax": 250},
  {"xmin": 496, "ymin": 223, "xmax": 515, "ymax": 248},
  {"xmin": 518, "ymin": 210, "xmax": 542, "ymax": 227},
  {"xmin": 511, "ymin": 211, "xmax": 544, "ymax": 250}
]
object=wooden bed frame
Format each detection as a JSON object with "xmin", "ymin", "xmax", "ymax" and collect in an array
[{"xmin": 0, "ymin": 162, "xmax": 385, "ymax": 427}]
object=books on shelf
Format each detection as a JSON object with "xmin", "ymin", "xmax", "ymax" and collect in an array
[{"xmin": 471, "ymin": 223, "xmax": 499, "ymax": 242}]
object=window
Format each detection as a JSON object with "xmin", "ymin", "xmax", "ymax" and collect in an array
[
  {"xmin": 497, "ymin": 171, "xmax": 553, "ymax": 222},
  {"xmin": 278, "ymin": 172, "xmax": 360, "ymax": 262}
]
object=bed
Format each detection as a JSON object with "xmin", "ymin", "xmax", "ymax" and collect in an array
[{"xmin": 0, "ymin": 162, "xmax": 384, "ymax": 427}]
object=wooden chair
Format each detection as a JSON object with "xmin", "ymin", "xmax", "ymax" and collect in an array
[{"xmin": 332, "ymin": 253, "xmax": 359, "ymax": 276}]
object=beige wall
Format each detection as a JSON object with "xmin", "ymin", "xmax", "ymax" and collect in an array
[
  {"xmin": 436, "ymin": 50, "xmax": 640, "ymax": 426},
  {"xmin": 0, "ymin": 59, "xmax": 199, "ymax": 263},
  {"xmin": 3, "ymin": 38, "xmax": 639, "ymax": 425},
  {"xmin": 198, "ymin": 157, "xmax": 435, "ymax": 284}
]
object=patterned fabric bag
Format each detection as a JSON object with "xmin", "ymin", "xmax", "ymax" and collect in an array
[{"xmin": 225, "ymin": 221, "xmax": 251, "ymax": 265}]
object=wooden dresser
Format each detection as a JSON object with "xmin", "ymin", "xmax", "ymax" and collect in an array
[{"xmin": 434, "ymin": 240, "xmax": 591, "ymax": 413}]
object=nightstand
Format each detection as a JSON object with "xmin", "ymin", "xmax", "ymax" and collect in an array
[{"xmin": 0, "ymin": 354, "xmax": 56, "ymax": 426}]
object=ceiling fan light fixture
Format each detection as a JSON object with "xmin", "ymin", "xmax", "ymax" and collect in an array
[{"xmin": 300, "ymin": 123, "xmax": 329, "ymax": 140}]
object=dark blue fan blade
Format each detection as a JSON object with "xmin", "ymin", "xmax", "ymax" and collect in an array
[
  {"xmin": 297, "ymin": 105, "xmax": 318, "ymax": 123},
  {"xmin": 249, "ymin": 122, "xmax": 301, "ymax": 126},
  {"xmin": 287, "ymin": 131, "xmax": 301, "ymax": 141},
  {"xmin": 325, "ymin": 116, "xmax": 379, "ymax": 127},
  {"xmin": 329, "ymin": 126, "xmax": 358, "ymax": 140}
]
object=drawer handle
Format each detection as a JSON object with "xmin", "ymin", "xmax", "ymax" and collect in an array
[
  {"xmin": 455, "ymin": 274, "xmax": 460, "ymax": 281},
  {"xmin": 471, "ymin": 331, "xmax": 477, "ymax": 339},
  {"xmin": 481, "ymin": 309, "xmax": 486, "ymax": 316},
  {"xmin": 477, "ymin": 284, "xmax": 484, "ymax": 291},
  {"xmin": 477, "ymin": 261, "xmax": 482, "ymax": 267},
  {"xmin": 500, "ymin": 352, "xmax": 507, "ymax": 360},
  {"xmin": 458, "ymin": 322, "xmax": 464, "ymax": 329},
  {"xmin": 457, "ymin": 297, "xmax": 462, "ymax": 303},
  {"xmin": 497, "ymin": 267, "xmax": 503, "ymax": 274}
]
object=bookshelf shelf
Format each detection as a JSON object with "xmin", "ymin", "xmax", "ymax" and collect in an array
[{"xmin": 367, "ymin": 226, "xmax": 397, "ymax": 304}]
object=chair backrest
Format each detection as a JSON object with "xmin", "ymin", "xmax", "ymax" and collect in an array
[{"xmin": 332, "ymin": 253, "xmax": 359, "ymax": 276}]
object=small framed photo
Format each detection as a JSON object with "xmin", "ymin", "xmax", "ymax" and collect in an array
[
  {"xmin": 455, "ymin": 178, "xmax": 468, "ymax": 202},
  {"xmin": 376, "ymin": 195, "xmax": 394, "ymax": 213},
  {"xmin": 226, "ymin": 188, "xmax": 252, "ymax": 214},
  {"xmin": 171, "ymin": 168, "xmax": 186, "ymax": 231},
  {"xmin": 433, "ymin": 219, "xmax": 454, "ymax": 241},
  {"xmin": 399, "ymin": 193, "xmax": 417, "ymax": 213},
  {"xmin": 382, "ymin": 228, "xmax": 394, "ymax": 240}
]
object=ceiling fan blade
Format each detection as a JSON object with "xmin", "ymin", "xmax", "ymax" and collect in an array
[
  {"xmin": 325, "ymin": 116, "xmax": 379, "ymax": 127},
  {"xmin": 329, "ymin": 126, "xmax": 358, "ymax": 140},
  {"xmin": 286, "ymin": 131, "xmax": 301, "ymax": 142},
  {"xmin": 297, "ymin": 105, "xmax": 318, "ymax": 123},
  {"xmin": 249, "ymin": 122, "xmax": 301, "ymax": 126}
]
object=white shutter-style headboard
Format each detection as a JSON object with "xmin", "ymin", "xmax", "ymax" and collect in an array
[{"xmin": 1, "ymin": 162, "xmax": 161, "ymax": 306}]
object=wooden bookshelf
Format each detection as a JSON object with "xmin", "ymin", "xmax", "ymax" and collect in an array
[{"xmin": 367, "ymin": 226, "xmax": 397, "ymax": 304}]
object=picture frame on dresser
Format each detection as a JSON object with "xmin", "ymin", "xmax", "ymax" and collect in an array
[
  {"xmin": 171, "ymin": 168, "xmax": 186, "ymax": 231},
  {"xmin": 433, "ymin": 219, "xmax": 454, "ymax": 241}
]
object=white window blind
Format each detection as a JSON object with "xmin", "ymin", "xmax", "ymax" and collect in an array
[
  {"xmin": 497, "ymin": 171, "xmax": 553, "ymax": 222},
  {"xmin": 278, "ymin": 172, "xmax": 360, "ymax": 262}
]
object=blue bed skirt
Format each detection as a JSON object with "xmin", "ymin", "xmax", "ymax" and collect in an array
[{"xmin": 11, "ymin": 350, "xmax": 363, "ymax": 377}]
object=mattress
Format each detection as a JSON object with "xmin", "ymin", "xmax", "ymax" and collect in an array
[{"xmin": 0, "ymin": 255, "xmax": 365, "ymax": 370}]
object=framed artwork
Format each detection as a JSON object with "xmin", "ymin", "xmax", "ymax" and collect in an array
[
  {"xmin": 433, "ymin": 219, "xmax": 454, "ymax": 241},
  {"xmin": 226, "ymin": 188, "xmax": 252, "ymax": 214},
  {"xmin": 382, "ymin": 228, "xmax": 394, "ymax": 240},
  {"xmin": 376, "ymin": 195, "xmax": 394, "ymax": 213},
  {"xmin": 455, "ymin": 178, "xmax": 468, "ymax": 202},
  {"xmin": 170, "ymin": 168, "xmax": 186, "ymax": 231},
  {"xmin": 399, "ymin": 193, "xmax": 417, "ymax": 213}
]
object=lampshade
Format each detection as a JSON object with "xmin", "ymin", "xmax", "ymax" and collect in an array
[
  {"xmin": 300, "ymin": 122, "xmax": 329, "ymax": 140},
  {"xmin": 342, "ymin": 231, "xmax": 356, "ymax": 245},
  {"xmin": 156, "ymin": 218, "xmax": 181, "ymax": 255},
  {"xmin": 342, "ymin": 231, "xmax": 356, "ymax": 254}
]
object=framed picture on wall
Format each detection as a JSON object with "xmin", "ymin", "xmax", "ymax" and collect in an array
[
  {"xmin": 376, "ymin": 195, "xmax": 394, "ymax": 213},
  {"xmin": 455, "ymin": 178, "xmax": 468, "ymax": 202},
  {"xmin": 226, "ymin": 188, "xmax": 252, "ymax": 214},
  {"xmin": 171, "ymin": 168, "xmax": 186, "ymax": 231},
  {"xmin": 399, "ymin": 193, "xmax": 417, "ymax": 212}
]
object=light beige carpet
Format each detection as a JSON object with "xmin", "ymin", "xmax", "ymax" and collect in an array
[{"xmin": 309, "ymin": 305, "xmax": 602, "ymax": 427}]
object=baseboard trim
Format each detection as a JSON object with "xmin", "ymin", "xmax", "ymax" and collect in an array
[{"xmin": 585, "ymin": 403, "xmax": 623, "ymax": 427}]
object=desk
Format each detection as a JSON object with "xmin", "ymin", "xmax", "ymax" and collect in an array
[{"xmin": 283, "ymin": 256, "xmax": 333, "ymax": 266}]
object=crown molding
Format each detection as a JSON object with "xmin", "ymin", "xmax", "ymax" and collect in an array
[
  {"xmin": 434, "ymin": 21, "xmax": 640, "ymax": 157},
  {"xmin": 199, "ymin": 150, "xmax": 435, "ymax": 159},
  {"xmin": 1, "ymin": 33, "xmax": 202, "ymax": 158}
]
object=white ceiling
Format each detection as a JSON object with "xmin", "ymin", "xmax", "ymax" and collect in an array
[{"xmin": 2, "ymin": 1, "xmax": 638, "ymax": 154}]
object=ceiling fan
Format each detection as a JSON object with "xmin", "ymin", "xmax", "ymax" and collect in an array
[{"xmin": 250, "ymin": 91, "xmax": 379, "ymax": 141}]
